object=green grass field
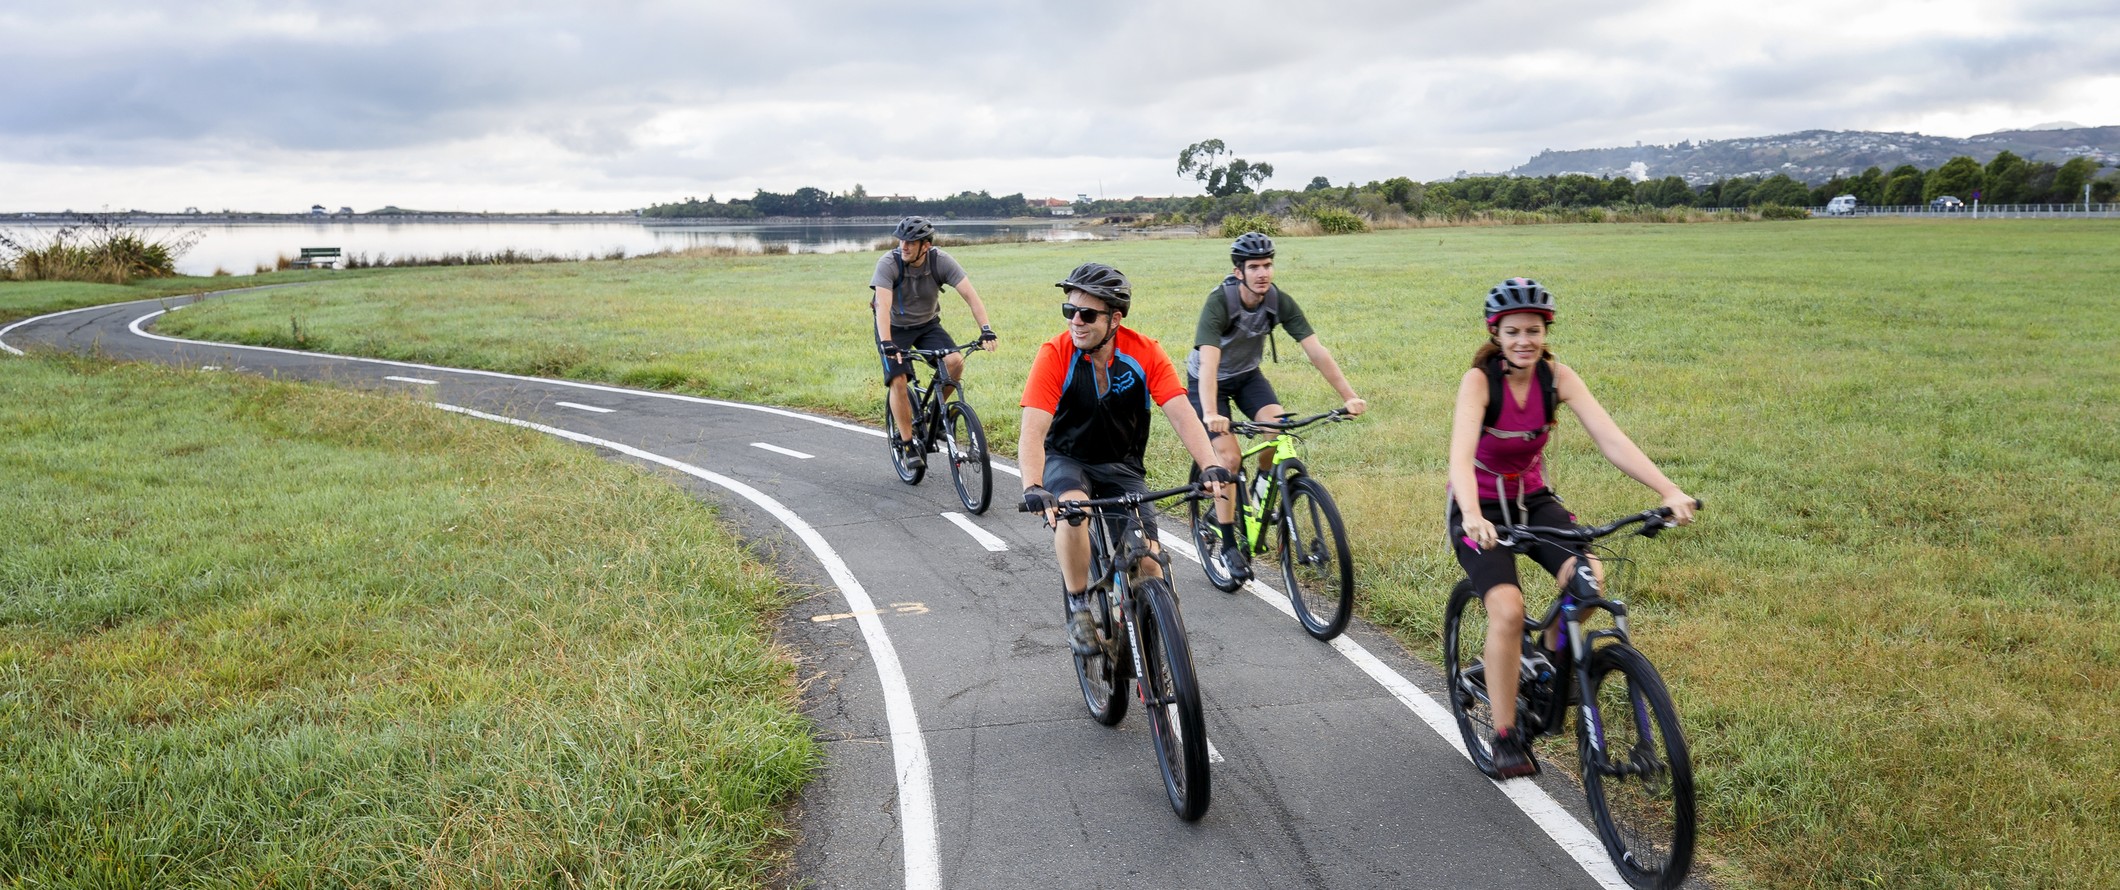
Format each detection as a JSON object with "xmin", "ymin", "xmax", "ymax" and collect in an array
[
  {"xmin": 22, "ymin": 217, "xmax": 2120, "ymax": 887},
  {"xmin": 0, "ymin": 355, "xmax": 815, "ymax": 886},
  {"xmin": 0, "ymin": 269, "xmax": 369, "ymax": 327}
]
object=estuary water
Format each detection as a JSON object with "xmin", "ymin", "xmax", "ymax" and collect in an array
[{"xmin": 10, "ymin": 218, "xmax": 1096, "ymax": 277}]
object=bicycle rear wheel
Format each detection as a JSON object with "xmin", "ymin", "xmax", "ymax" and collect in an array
[
  {"xmin": 1278, "ymin": 474, "xmax": 1353, "ymax": 640},
  {"xmin": 1580, "ymin": 644, "xmax": 1696, "ymax": 890},
  {"xmin": 884, "ymin": 398, "xmax": 924, "ymax": 485},
  {"xmin": 1136, "ymin": 578, "xmax": 1210, "ymax": 820},
  {"xmin": 1073, "ymin": 585, "xmax": 1127, "ymax": 726},
  {"xmin": 1443, "ymin": 579, "xmax": 1503, "ymax": 776},
  {"xmin": 1186, "ymin": 464, "xmax": 1245, "ymax": 593},
  {"xmin": 944, "ymin": 401, "xmax": 992, "ymax": 514}
]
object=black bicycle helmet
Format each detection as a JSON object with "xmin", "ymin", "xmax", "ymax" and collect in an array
[
  {"xmin": 1054, "ymin": 262, "xmax": 1132, "ymax": 313},
  {"xmin": 1230, "ymin": 231, "xmax": 1275, "ymax": 266},
  {"xmin": 894, "ymin": 215, "xmax": 935, "ymax": 243},
  {"xmin": 1485, "ymin": 277, "xmax": 1555, "ymax": 323}
]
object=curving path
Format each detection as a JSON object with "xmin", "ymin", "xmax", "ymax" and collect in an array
[{"xmin": 5, "ymin": 291, "xmax": 1703, "ymax": 890}]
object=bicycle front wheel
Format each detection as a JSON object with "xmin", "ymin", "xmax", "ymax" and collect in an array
[
  {"xmin": 1135, "ymin": 578, "xmax": 1210, "ymax": 820},
  {"xmin": 1073, "ymin": 586, "xmax": 1127, "ymax": 726},
  {"xmin": 1277, "ymin": 474, "xmax": 1354, "ymax": 640},
  {"xmin": 944, "ymin": 401, "xmax": 992, "ymax": 514},
  {"xmin": 1443, "ymin": 579, "xmax": 1503, "ymax": 776},
  {"xmin": 1187, "ymin": 464, "xmax": 1245, "ymax": 593},
  {"xmin": 1580, "ymin": 644, "xmax": 1696, "ymax": 890},
  {"xmin": 883, "ymin": 399, "xmax": 924, "ymax": 485}
]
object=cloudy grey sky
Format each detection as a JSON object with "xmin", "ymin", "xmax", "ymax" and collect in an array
[{"xmin": 4, "ymin": 0, "xmax": 2115, "ymax": 212}]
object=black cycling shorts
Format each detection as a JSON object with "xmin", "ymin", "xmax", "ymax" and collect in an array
[
  {"xmin": 1185, "ymin": 368, "xmax": 1281, "ymax": 438},
  {"xmin": 1447, "ymin": 488, "xmax": 1579, "ymax": 598},
  {"xmin": 1043, "ymin": 452, "xmax": 1158, "ymax": 546},
  {"xmin": 877, "ymin": 319, "xmax": 955, "ymax": 383}
]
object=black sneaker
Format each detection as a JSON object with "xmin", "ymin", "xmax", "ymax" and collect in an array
[
  {"xmin": 1491, "ymin": 727, "xmax": 1539, "ymax": 779},
  {"xmin": 1223, "ymin": 540, "xmax": 1253, "ymax": 584},
  {"xmin": 1064, "ymin": 593, "xmax": 1099, "ymax": 655},
  {"xmin": 899, "ymin": 440, "xmax": 926, "ymax": 470}
]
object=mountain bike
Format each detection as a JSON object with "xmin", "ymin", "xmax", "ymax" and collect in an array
[
  {"xmin": 1185, "ymin": 409, "xmax": 1356, "ymax": 640},
  {"xmin": 884, "ymin": 341, "xmax": 992, "ymax": 513},
  {"xmin": 1024, "ymin": 483, "xmax": 1213, "ymax": 820},
  {"xmin": 1443, "ymin": 502, "xmax": 1700, "ymax": 890}
]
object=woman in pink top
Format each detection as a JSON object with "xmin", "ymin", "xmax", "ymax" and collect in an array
[{"xmin": 1446, "ymin": 278, "xmax": 1697, "ymax": 779}]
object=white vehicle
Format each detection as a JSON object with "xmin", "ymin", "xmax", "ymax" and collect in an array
[{"xmin": 1825, "ymin": 195, "xmax": 1859, "ymax": 215}]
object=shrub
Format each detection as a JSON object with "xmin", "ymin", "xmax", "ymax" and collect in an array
[
  {"xmin": 1307, "ymin": 206, "xmax": 1371, "ymax": 234},
  {"xmin": 1756, "ymin": 203, "xmax": 1811, "ymax": 220},
  {"xmin": 1219, "ymin": 213, "xmax": 1281, "ymax": 238},
  {"xmin": 0, "ymin": 214, "xmax": 197, "ymax": 283}
]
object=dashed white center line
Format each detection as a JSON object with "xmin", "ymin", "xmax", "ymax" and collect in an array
[
  {"xmin": 752, "ymin": 442, "xmax": 815, "ymax": 459},
  {"xmin": 384, "ymin": 375, "xmax": 437, "ymax": 385},
  {"xmin": 940, "ymin": 512, "xmax": 1008, "ymax": 551},
  {"xmin": 1209, "ymin": 740, "xmax": 1225, "ymax": 764},
  {"xmin": 554, "ymin": 401, "xmax": 615, "ymax": 414}
]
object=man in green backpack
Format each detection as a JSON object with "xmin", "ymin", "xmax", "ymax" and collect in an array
[{"xmin": 1186, "ymin": 231, "xmax": 1366, "ymax": 581}]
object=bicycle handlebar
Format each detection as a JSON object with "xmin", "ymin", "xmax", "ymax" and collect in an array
[
  {"xmin": 901, "ymin": 341, "xmax": 988, "ymax": 360},
  {"xmin": 1018, "ymin": 483, "xmax": 1210, "ymax": 519},
  {"xmin": 1229, "ymin": 408, "xmax": 1352, "ymax": 436},
  {"xmin": 1452, "ymin": 499, "xmax": 1703, "ymax": 551}
]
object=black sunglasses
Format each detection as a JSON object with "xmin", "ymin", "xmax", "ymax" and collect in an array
[{"xmin": 1059, "ymin": 303, "xmax": 1112, "ymax": 324}]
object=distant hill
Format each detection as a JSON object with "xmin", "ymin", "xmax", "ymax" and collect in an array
[{"xmin": 1508, "ymin": 126, "xmax": 2120, "ymax": 184}]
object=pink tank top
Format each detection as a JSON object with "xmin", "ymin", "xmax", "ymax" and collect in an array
[{"xmin": 1472, "ymin": 375, "xmax": 1549, "ymax": 502}]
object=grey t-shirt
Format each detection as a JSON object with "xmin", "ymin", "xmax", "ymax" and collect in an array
[
  {"xmin": 1186, "ymin": 277, "xmax": 1316, "ymax": 380},
  {"xmin": 870, "ymin": 247, "xmax": 968, "ymax": 327}
]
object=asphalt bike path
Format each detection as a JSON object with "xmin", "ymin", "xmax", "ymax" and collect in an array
[{"xmin": 6, "ymin": 293, "xmax": 1685, "ymax": 890}]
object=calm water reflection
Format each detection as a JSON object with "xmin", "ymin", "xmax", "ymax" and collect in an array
[{"xmin": 75, "ymin": 219, "xmax": 1096, "ymax": 277}]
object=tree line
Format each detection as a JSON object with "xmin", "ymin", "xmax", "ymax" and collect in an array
[
  {"xmin": 639, "ymin": 153, "xmax": 2116, "ymax": 221},
  {"xmin": 639, "ymin": 186, "xmax": 1030, "ymax": 220}
]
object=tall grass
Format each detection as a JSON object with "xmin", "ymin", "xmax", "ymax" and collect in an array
[
  {"xmin": 152, "ymin": 219, "xmax": 2120, "ymax": 887},
  {"xmin": 0, "ymin": 214, "xmax": 200, "ymax": 284},
  {"xmin": 0, "ymin": 355, "xmax": 816, "ymax": 885}
]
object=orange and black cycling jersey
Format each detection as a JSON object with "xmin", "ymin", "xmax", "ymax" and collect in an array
[{"xmin": 1020, "ymin": 328, "xmax": 1187, "ymax": 471}]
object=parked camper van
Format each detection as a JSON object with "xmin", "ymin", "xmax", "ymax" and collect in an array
[{"xmin": 1825, "ymin": 195, "xmax": 1859, "ymax": 215}]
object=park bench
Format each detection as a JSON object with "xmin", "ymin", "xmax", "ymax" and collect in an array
[{"xmin": 291, "ymin": 246, "xmax": 342, "ymax": 269}]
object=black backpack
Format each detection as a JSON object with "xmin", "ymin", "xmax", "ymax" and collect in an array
[{"xmin": 1481, "ymin": 355, "xmax": 1558, "ymax": 435}]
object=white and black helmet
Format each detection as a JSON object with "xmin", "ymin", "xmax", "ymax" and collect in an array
[
  {"xmin": 1055, "ymin": 262, "xmax": 1132, "ymax": 313},
  {"xmin": 894, "ymin": 216, "xmax": 935, "ymax": 242},
  {"xmin": 1230, "ymin": 231, "xmax": 1275, "ymax": 266},
  {"xmin": 1485, "ymin": 277, "xmax": 1555, "ymax": 324}
]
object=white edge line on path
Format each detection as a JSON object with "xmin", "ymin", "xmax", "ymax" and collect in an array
[
  {"xmin": 431, "ymin": 403, "xmax": 941, "ymax": 890},
  {"xmin": 554, "ymin": 401, "xmax": 615, "ymax": 414},
  {"xmin": 752, "ymin": 442, "xmax": 816, "ymax": 459},
  {"xmin": 939, "ymin": 512, "xmax": 1008, "ymax": 552},
  {"xmin": 384, "ymin": 375, "xmax": 437, "ymax": 385},
  {"xmin": 37, "ymin": 298, "xmax": 1622, "ymax": 886}
]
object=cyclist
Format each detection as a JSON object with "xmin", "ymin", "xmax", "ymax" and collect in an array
[
  {"xmin": 1448, "ymin": 277, "xmax": 1696, "ymax": 779},
  {"xmin": 1189, "ymin": 231, "xmax": 1366, "ymax": 581},
  {"xmin": 872, "ymin": 215, "xmax": 997, "ymax": 470},
  {"xmin": 1020, "ymin": 262, "xmax": 1231, "ymax": 654}
]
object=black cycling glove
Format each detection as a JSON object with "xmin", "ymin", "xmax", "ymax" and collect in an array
[
  {"xmin": 1021, "ymin": 485, "xmax": 1056, "ymax": 514},
  {"xmin": 979, "ymin": 325, "xmax": 998, "ymax": 344},
  {"xmin": 878, "ymin": 339, "xmax": 904, "ymax": 362},
  {"xmin": 1199, "ymin": 465, "xmax": 1235, "ymax": 486}
]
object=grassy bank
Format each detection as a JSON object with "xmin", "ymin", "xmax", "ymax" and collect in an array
[
  {"xmin": 156, "ymin": 219, "xmax": 2120, "ymax": 887},
  {"xmin": 0, "ymin": 269, "xmax": 369, "ymax": 326},
  {"xmin": 0, "ymin": 355, "xmax": 815, "ymax": 886}
]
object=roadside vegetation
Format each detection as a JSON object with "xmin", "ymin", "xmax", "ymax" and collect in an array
[
  {"xmin": 93, "ymin": 219, "xmax": 2120, "ymax": 886},
  {"xmin": 0, "ymin": 214, "xmax": 203, "ymax": 284},
  {"xmin": 0, "ymin": 355, "xmax": 815, "ymax": 885}
]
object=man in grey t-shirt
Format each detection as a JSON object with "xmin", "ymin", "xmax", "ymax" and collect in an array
[
  {"xmin": 1187, "ymin": 231, "xmax": 1365, "ymax": 581},
  {"xmin": 872, "ymin": 215, "xmax": 996, "ymax": 471}
]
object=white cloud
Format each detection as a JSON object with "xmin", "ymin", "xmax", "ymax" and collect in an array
[{"xmin": 1, "ymin": 0, "xmax": 2114, "ymax": 211}]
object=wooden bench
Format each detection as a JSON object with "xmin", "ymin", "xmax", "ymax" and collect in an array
[{"xmin": 291, "ymin": 247, "xmax": 342, "ymax": 269}]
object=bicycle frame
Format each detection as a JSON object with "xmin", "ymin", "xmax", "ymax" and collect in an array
[
  {"xmin": 902, "ymin": 342, "xmax": 981, "ymax": 443},
  {"xmin": 1225, "ymin": 411, "xmax": 1345, "ymax": 554}
]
